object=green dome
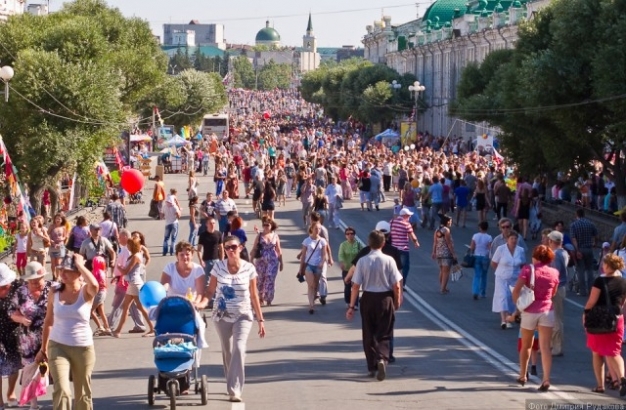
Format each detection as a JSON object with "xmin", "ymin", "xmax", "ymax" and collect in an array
[
  {"xmin": 422, "ymin": 0, "xmax": 468, "ymax": 26},
  {"xmin": 255, "ymin": 21, "xmax": 281, "ymax": 43}
]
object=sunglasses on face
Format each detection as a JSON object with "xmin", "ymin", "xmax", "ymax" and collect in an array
[
  {"xmin": 224, "ymin": 244, "xmax": 240, "ymax": 251},
  {"xmin": 345, "ymin": 232, "xmax": 355, "ymax": 236}
]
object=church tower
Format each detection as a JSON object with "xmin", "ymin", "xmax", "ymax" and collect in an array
[{"xmin": 302, "ymin": 12, "xmax": 317, "ymax": 52}]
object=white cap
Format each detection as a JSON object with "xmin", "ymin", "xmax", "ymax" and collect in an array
[
  {"xmin": 603, "ymin": 242, "xmax": 611, "ymax": 248},
  {"xmin": 399, "ymin": 208, "xmax": 413, "ymax": 216},
  {"xmin": 0, "ymin": 263, "xmax": 16, "ymax": 287},
  {"xmin": 375, "ymin": 221, "xmax": 391, "ymax": 233}
]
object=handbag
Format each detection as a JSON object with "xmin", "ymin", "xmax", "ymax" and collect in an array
[
  {"xmin": 513, "ymin": 264, "xmax": 535, "ymax": 312},
  {"xmin": 584, "ymin": 279, "xmax": 618, "ymax": 334},
  {"xmin": 461, "ymin": 249, "xmax": 475, "ymax": 268},
  {"xmin": 297, "ymin": 239, "xmax": 321, "ymax": 283},
  {"xmin": 450, "ymin": 264, "xmax": 463, "ymax": 282}
]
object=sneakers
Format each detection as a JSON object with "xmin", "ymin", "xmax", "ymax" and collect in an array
[
  {"xmin": 376, "ymin": 360, "xmax": 386, "ymax": 381},
  {"xmin": 229, "ymin": 395, "xmax": 243, "ymax": 402},
  {"xmin": 320, "ymin": 296, "xmax": 327, "ymax": 305}
]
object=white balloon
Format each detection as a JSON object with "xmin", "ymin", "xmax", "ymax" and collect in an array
[
  {"xmin": 410, "ymin": 144, "xmax": 416, "ymax": 150},
  {"xmin": 404, "ymin": 146, "xmax": 409, "ymax": 151}
]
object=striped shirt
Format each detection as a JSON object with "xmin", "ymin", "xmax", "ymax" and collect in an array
[
  {"xmin": 390, "ymin": 217, "xmax": 412, "ymax": 251},
  {"xmin": 216, "ymin": 198, "xmax": 237, "ymax": 216},
  {"xmin": 210, "ymin": 260, "xmax": 257, "ymax": 323}
]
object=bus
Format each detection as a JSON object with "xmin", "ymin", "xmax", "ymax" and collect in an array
[{"xmin": 202, "ymin": 113, "xmax": 229, "ymax": 139}]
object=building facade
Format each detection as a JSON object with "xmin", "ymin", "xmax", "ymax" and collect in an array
[
  {"xmin": 163, "ymin": 21, "xmax": 226, "ymax": 50},
  {"xmin": 362, "ymin": 0, "xmax": 550, "ymax": 140},
  {"xmin": 0, "ymin": 0, "xmax": 24, "ymax": 22},
  {"xmin": 26, "ymin": 3, "xmax": 47, "ymax": 15}
]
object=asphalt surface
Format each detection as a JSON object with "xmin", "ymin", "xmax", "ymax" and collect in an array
[{"xmin": 29, "ymin": 166, "xmax": 626, "ymax": 410}]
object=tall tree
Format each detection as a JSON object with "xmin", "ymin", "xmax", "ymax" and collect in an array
[
  {"xmin": 258, "ymin": 59, "xmax": 292, "ymax": 90},
  {"xmin": 0, "ymin": 0, "xmax": 168, "ymax": 210},
  {"xmin": 452, "ymin": 0, "xmax": 626, "ymax": 205},
  {"xmin": 232, "ymin": 55, "xmax": 255, "ymax": 89}
]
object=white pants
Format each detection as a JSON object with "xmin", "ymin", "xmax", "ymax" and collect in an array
[
  {"xmin": 286, "ymin": 178, "xmax": 294, "ymax": 198},
  {"xmin": 318, "ymin": 262, "xmax": 328, "ymax": 297},
  {"xmin": 327, "ymin": 203, "xmax": 340, "ymax": 228},
  {"xmin": 213, "ymin": 315, "xmax": 253, "ymax": 397}
]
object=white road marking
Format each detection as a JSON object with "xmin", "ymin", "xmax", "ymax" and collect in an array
[
  {"xmin": 232, "ymin": 402, "xmax": 245, "ymax": 410},
  {"xmin": 337, "ymin": 218, "xmax": 584, "ymax": 404}
]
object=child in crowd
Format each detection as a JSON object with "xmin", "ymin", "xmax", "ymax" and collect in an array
[
  {"xmin": 508, "ymin": 312, "xmax": 539, "ymax": 377},
  {"xmin": 91, "ymin": 255, "xmax": 112, "ymax": 336},
  {"xmin": 12, "ymin": 222, "xmax": 29, "ymax": 276},
  {"xmin": 393, "ymin": 198, "xmax": 402, "ymax": 217}
]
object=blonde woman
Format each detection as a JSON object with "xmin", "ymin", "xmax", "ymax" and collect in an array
[
  {"xmin": 112, "ymin": 237, "xmax": 155, "ymax": 338},
  {"xmin": 187, "ymin": 170, "xmax": 198, "ymax": 200},
  {"xmin": 299, "ymin": 224, "xmax": 329, "ymax": 314},
  {"xmin": 27, "ymin": 218, "xmax": 50, "ymax": 264}
]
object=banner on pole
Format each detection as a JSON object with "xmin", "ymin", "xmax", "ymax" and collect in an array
[{"xmin": 400, "ymin": 122, "xmax": 417, "ymax": 145}]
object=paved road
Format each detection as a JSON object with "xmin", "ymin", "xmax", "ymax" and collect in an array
[{"xmin": 31, "ymin": 169, "xmax": 626, "ymax": 409}]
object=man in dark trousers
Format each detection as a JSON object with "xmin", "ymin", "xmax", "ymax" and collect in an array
[
  {"xmin": 346, "ymin": 230, "xmax": 403, "ymax": 381},
  {"xmin": 345, "ymin": 220, "xmax": 402, "ymax": 362}
]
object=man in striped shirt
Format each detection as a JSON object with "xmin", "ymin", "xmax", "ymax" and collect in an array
[{"xmin": 390, "ymin": 208, "xmax": 420, "ymax": 287}]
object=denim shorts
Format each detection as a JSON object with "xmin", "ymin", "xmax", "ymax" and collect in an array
[
  {"xmin": 49, "ymin": 245, "xmax": 66, "ymax": 259},
  {"xmin": 306, "ymin": 264, "xmax": 321, "ymax": 275}
]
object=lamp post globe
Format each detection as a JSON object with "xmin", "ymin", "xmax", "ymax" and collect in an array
[{"xmin": 0, "ymin": 66, "xmax": 14, "ymax": 81}]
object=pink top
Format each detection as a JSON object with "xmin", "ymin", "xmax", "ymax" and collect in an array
[{"xmin": 519, "ymin": 263, "xmax": 559, "ymax": 313}]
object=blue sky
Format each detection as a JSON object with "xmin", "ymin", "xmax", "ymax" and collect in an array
[{"xmin": 51, "ymin": 0, "xmax": 437, "ymax": 47}]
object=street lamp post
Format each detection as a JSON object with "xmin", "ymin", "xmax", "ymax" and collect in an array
[
  {"xmin": 408, "ymin": 81, "xmax": 426, "ymax": 140},
  {"xmin": 389, "ymin": 80, "xmax": 401, "ymax": 130},
  {"xmin": 0, "ymin": 65, "xmax": 15, "ymax": 103}
]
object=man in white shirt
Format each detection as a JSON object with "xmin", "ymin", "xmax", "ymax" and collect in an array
[
  {"xmin": 163, "ymin": 189, "xmax": 181, "ymax": 256},
  {"xmin": 324, "ymin": 176, "xmax": 342, "ymax": 229}
]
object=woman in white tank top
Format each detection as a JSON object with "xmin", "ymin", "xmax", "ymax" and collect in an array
[{"xmin": 39, "ymin": 253, "xmax": 99, "ymax": 410}]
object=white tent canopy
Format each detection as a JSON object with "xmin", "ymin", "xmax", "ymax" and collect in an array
[{"xmin": 130, "ymin": 134, "xmax": 152, "ymax": 142}]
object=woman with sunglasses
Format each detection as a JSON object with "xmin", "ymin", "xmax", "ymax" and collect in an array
[
  {"xmin": 299, "ymin": 224, "xmax": 329, "ymax": 314},
  {"xmin": 201, "ymin": 236, "xmax": 265, "ymax": 403},
  {"xmin": 250, "ymin": 217, "xmax": 283, "ymax": 306},
  {"xmin": 338, "ymin": 227, "xmax": 361, "ymax": 307}
]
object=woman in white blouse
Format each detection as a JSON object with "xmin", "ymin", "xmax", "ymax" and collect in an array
[
  {"xmin": 491, "ymin": 232, "xmax": 526, "ymax": 329},
  {"xmin": 160, "ymin": 241, "xmax": 205, "ymax": 308},
  {"xmin": 200, "ymin": 235, "xmax": 265, "ymax": 403}
]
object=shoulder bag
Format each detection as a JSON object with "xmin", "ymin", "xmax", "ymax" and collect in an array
[
  {"xmin": 584, "ymin": 278, "xmax": 619, "ymax": 334},
  {"xmin": 461, "ymin": 248, "xmax": 475, "ymax": 268},
  {"xmin": 514, "ymin": 264, "xmax": 535, "ymax": 311},
  {"xmin": 296, "ymin": 239, "xmax": 321, "ymax": 283}
]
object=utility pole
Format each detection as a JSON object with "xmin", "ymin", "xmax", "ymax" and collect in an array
[{"xmin": 151, "ymin": 107, "xmax": 157, "ymax": 152}]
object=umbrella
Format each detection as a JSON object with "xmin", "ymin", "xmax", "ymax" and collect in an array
[
  {"xmin": 374, "ymin": 129, "xmax": 400, "ymax": 142},
  {"xmin": 163, "ymin": 135, "xmax": 187, "ymax": 147}
]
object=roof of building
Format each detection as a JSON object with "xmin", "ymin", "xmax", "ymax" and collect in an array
[
  {"xmin": 161, "ymin": 45, "xmax": 225, "ymax": 58},
  {"xmin": 422, "ymin": 0, "xmax": 468, "ymax": 27},
  {"xmin": 306, "ymin": 13, "xmax": 313, "ymax": 32},
  {"xmin": 256, "ymin": 20, "xmax": 281, "ymax": 43}
]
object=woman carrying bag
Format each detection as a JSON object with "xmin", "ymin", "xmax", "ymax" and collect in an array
[
  {"xmin": 511, "ymin": 245, "xmax": 559, "ymax": 391},
  {"xmin": 583, "ymin": 253, "xmax": 626, "ymax": 394}
]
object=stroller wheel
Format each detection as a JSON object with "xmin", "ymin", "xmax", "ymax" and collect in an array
[
  {"xmin": 148, "ymin": 375, "xmax": 156, "ymax": 406},
  {"xmin": 200, "ymin": 375, "xmax": 208, "ymax": 405},
  {"xmin": 167, "ymin": 379, "xmax": 178, "ymax": 410}
]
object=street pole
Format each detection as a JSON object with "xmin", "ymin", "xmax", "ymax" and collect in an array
[{"xmin": 409, "ymin": 81, "xmax": 426, "ymax": 144}]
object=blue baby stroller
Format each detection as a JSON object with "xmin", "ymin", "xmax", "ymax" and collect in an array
[{"xmin": 147, "ymin": 296, "xmax": 208, "ymax": 409}]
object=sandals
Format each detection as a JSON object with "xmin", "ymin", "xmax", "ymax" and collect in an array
[
  {"xmin": 592, "ymin": 386, "xmax": 605, "ymax": 393},
  {"xmin": 516, "ymin": 377, "xmax": 526, "ymax": 387},
  {"xmin": 142, "ymin": 332, "xmax": 156, "ymax": 338},
  {"xmin": 538, "ymin": 381, "xmax": 551, "ymax": 392}
]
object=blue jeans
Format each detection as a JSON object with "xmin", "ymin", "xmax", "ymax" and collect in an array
[
  {"xmin": 203, "ymin": 259, "xmax": 220, "ymax": 286},
  {"xmin": 472, "ymin": 256, "xmax": 489, "ymax": 297},
  {"xmin": 218, "ymin": 215, "xmax": 228, "ymax": 233},
  {"xmin": 577, "ymin": 248, "xmax": 596, "ymax": 295},
  {"xmin": 188, "ymin": 221, "xmax": 198, "ymax": 246},
  {"xmin": 163, "ymin": 222, "xmax": 179, "ymax": 256},
  {"xmin": 400, "ymin": 250, "xmax": 410, "ymax": 285}
]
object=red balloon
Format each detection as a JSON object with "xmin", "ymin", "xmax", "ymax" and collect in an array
[
  {"xmin": 263, "ymin": 112, "xmax": 270, "ymax": 119},
  {"xmin": 120, "ymin": 168, "xmax": 144, "ymax": 195}
]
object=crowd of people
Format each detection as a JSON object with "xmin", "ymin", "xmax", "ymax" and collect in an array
[{"xmin": 1, "ymin": 87, "xmax": 626, "ymax": 408}]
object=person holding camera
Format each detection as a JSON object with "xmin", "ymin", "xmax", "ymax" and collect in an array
[{"xmin": 79, "ymin": 223, "xmax": 116, "ymax": 272}]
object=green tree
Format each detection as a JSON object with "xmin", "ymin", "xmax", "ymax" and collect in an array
[
  {"xmin": 232, "ymin": 55, "xmax": 255, "ymax": 89},
  {"xmin": 452, "ymin": 0, "xmax": 626, "ymax": 205},
  {"xmin": 137, "ymin": 69, "xmax": 227, "ymax": 130},
  {"xmin": 168, "ymin": 47, "xmax": 193, "ymax": 74},
  {"xmin": 0, "ymin": 0, "xmax": 167, "ymax": 211},
  {"xmin": 258, "ymin": 60, "xmax": 292, "ymax": 90}
]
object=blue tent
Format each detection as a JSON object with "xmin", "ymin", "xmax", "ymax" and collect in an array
[{"xmin": 374, "ymin": 129, "xmax": 400, "ymax": 142}]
